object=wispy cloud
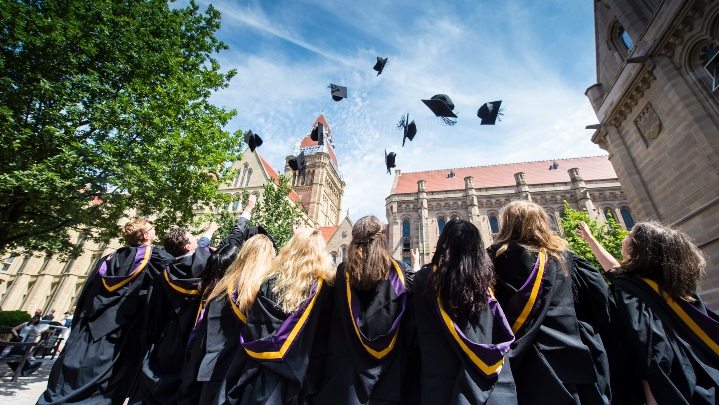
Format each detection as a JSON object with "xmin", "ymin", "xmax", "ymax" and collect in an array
[{"xmin": 196, "ymin": 0, "xmax": 600, "ymax": 222}]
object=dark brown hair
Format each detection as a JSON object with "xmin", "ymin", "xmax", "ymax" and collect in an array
[
  {"xmin": 493, "ymin": 200, "xmax": 569, "ymax": 274},
  {"xmin": 345, "ymin": 216, "xmax": 391, "ymax": 289},
  {"xmin": 431, "ymin": 219, "xmax": 494, "ymax": 318},
  {"xmin": 623, "ymin": 222, "xmax": 706, "ymax": 301},
  {"xmin": 164, "ymin": 227, "xmax": 191, "ymax": 257}
]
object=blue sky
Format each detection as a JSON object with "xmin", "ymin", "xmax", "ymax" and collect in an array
[{"xmin": 196, "ymin": 0, "xmax": 602, "ymax": 222}]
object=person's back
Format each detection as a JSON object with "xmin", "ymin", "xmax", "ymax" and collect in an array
[
  {"xmin": 38, "ymin": 218, "xmax": 173, "ymax": 405},
  {"xmin": 228, "ymin": 229, "xmax": 335, "ymax": 405},
  {"xmin": 408, "ymin": 219, "xmax": 517, "ymax": 405},
  {"xmin": 607, "ymin": 222, "xmax": 719, "ymax": 404},
  {"xmin": 488, "ymin": 201, "xmax": 609, "ymax": 405},
  {"xmin": 315, "ymin": 216, "xmax": 411, "ymax": 405}
]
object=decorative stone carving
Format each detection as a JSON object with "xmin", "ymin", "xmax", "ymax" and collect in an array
[{"xmin": 634, "ymin": 103, "xmax": 663, "ymax": 142}]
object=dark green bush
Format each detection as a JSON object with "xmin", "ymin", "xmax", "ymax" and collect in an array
[{"xmin": 0, "ymin": 310, "xmax": 32, "ymax": 327}]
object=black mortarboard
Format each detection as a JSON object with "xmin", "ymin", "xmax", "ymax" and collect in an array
[
  {"xmin": 385, "ymin": 150, "xmax": 396, "ymax": 174},
  {"xmin": 373, "ymin": 57, "xmax": 388, "ymax": 76},
  {"xmin": 476, "ymin": 100, "xmax": 503, "ymax": 125},
  {"xmin": 310, "ymin": 123, "xmax": 324, "ymax": 145},
  {"xmin": 288, "ymin": 151, "xmax": 306, "ymax": 173},
  {"xmin": 244, "ymin": 130, "xmax": 263, "ymax": 152},
  {"xmin": 422, "ymin": 94, "xmax": 457, "ymax": 125},
  {"xmin": 397, "ymin": 114, "xmax": 417, "ymax": 147},
  {"xmin": 330, "ymin": 84, "xmax": 347, "ymax": 101}
]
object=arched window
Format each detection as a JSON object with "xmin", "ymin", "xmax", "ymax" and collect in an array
[
  {"xmin": 238, "ymin": 163, "xmax": 249, "ymax": 187},
  {"xmin": 244, "ymin": 169, "xmax": 252, "ymax": 186},
  {"xmin": 437, "ymin": 217, "xmax": 446, "ymax": 234},
  {"xmin": 488, "ymin": 214, "xmax": 499, "ymax": 234},
  {"xmin": 604, "ymin": 207, "xmax": 618, "ymax": 223},
  {"xmin": 401, "ymin": 219, "xmax": 411, "ymax": 261},
  {"xmin": 620, "ymin": 207, "xmax": 635, "ymax": 229},
  {"xmin": 340, "ymin": 245, "xmax": 347, "ymax": 263},
  {"xmin": 618, "ymin": 26, "xmax": 633, "ymax": 49},
  {"xmin": 232, "ymin": 195, "xmax": 241, "ymax": 212}
]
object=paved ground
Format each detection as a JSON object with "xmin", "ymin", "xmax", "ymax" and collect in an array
[{"xmin": 0, "ymin": 358, "xmax": 53, "ymax": 404}]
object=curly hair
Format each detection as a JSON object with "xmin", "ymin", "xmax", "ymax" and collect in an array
[
  {"xmin": 163, "ymin": 227, "xmax": 191, "ymax": 257},
  {"xmin": 345, "ymin": 216, "xmax": 391, "ymax": 290},
  {"xmin": 623, "ymin": 222, "xmax": 706, "ymax": 301},
  {"xmin": 431, "ymin": 219, "xmax": 494, "ymax": 318}
]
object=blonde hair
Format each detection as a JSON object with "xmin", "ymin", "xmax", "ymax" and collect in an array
[
  {"xmin": 345, "ymin": 216, "xmax": 391, "ymax": 289},
  {"xmin": 493, "ymin": 201, "xmax": 569, "ymax": 272},
  {"xmin": 269, "ymin": 229, "xmax": 335, "ymax": 313},
  {"xmin": 122, "ymin": 217, "xmax": 152, "ymax": 246},
  {"xmin": 205, "ymin": 234, "xmax": 275, "ymax": 313}
]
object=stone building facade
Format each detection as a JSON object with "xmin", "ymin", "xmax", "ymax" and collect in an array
[
  {"xmin": 0, "ymin": 114, "xmax": 345, "ymax": 313},
  {"xmin": 385, "ymin": 156, "xmax": 633, "ymax": 266},
  {"xmin": 586, "ymin": 0, "xmax": 719, "ymax": 306}
]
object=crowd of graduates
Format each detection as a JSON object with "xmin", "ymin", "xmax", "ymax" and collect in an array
[{"xmin": 36, "ymin": 196, "xmax": 718, "ymax": 405}]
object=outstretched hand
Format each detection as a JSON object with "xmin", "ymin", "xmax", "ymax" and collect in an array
[
  {"xmin": 410, "ymin": 248, "xmax": 420, "ymax": 271},
  {"xmin": 576, "ymin": 221, "xmax": 592, "ymax": 242},
  {"xmin": 245, "ymin": 194, "xmax": 257, "ymax": 212}
]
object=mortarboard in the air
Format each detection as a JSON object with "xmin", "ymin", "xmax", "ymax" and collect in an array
[
  {"xmin": 330, "ymin": 84, "xmax": 347, "ymax": 101},
  {"xmin": 477, "ymin": 100, "xmax": 503, "ymax": 125},
  {"xmin": 422, "ymin": 94, "xmax": 457, "ymax": 125},
  {"xmin": 244, "ymin": 130, "xmax": 263, "ymax": 152},
  {"xmin": 397, "ymin": 114, "xmax": 417, "ymax": 147},
  {"xmin": 310, "ymin": 123, "xmax": 324, "ymax": 145},
  {"xmin": 288, "ymin": 151, "xmax": 306, "ymax": 173},
  {"xmin": 385, "ymin": 150, "xmax": 397, "ymax": 174},
  {"xmin": 373, "ymin": 57, "xmax": 388, "ymax": 76}
]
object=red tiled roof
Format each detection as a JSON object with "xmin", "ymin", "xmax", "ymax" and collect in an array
[
  {"xmin": 320, "ymin": 226, "xmax": 338, "ymax": 242},
  {"xmin": 394, "ymin": 156, "xmax": 616, "ymax": 194},
  {"xmin": 257, "ymin": 152, "xmax": 300, "ymax": 203}
]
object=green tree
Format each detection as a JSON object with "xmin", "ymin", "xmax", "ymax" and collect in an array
[
  {"xmin": 560, "ymin": 201, "xmax": 627, "ymax": 269},
  {"xmin": 0, "ymin": 0, "xmax": 241, "ymax": 257},
  {"xmin": 252, "ymin": 176, "xmax": 308, "ymax": 247}
]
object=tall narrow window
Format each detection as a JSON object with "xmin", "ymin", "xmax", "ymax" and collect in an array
[
  {"xmin": 489, "ymin": 214, "xmax": 499, "ymax": 234},
  {"xmin": 437, "ymin": 217, "xmax": 446, "ymax": 234},
  {"xmin": 604, "ymin": 207, "xmax": 618, "ymax": 223},
  {"xmin": 620, "ymin": 207, "xmax": 635, "ymax": 229},
  {"xmin": 244, "ymin": 169, "xmax": 252, "ymax": 186},
  {"xmin": 401, "ymin": 219, "xmax": 411, "ymax": 261},
  {"xmin": 232, "ymin": 196, "xmax": 241, "ymax": 211},
  {"xmin": 619, "ymin": 27, "xmax": 633, "ymax": 49}
]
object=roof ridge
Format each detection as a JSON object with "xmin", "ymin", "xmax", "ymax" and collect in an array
[{"xmin": 398, "ymin": 155, "xmax": 609, "ymax": 175}]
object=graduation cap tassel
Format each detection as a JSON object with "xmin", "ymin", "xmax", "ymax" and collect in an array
[{"xmin": 441, "ymin": 116, "xmax": 457, "ymax": 126}]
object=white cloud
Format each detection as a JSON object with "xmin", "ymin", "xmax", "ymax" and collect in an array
[{"xmin": 199, "ymin": 0, "xmax": 601, "ymax": 223}]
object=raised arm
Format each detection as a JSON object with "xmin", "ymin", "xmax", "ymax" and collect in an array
[
  {"xmin": 576, "ymin": 221, "xmax": 621, "ymax": 272},
  {"xmin": 222, "ymin": 194, "xmax": 257, "ymax": 248}
]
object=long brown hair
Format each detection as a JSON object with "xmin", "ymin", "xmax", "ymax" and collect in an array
[
  {"xmin": 270, "ymin": 229, "xmax": 335, "ymax": 313},
  {"xmin": 205, "ymin": 235, "xmax": 275, "ymax": 313},
  {"xmin": 493, "ymin": 200, "xmax": 569, "ymax": 273},
  {"xmin": 622, "ymin": 222, "xmax": 705, "ymax": 301},
  {"xmin": 345, "ymin": 216, "xmax": 392, "ymax": 289}
]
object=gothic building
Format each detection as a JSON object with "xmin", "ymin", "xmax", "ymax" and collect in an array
[
  {"xmin": 586, "ymin": 0, "xmax": 719, "ymax": 306},
  {"xmin": 385, "ymin": 156, "xmax": 633, "ymax": 266}
]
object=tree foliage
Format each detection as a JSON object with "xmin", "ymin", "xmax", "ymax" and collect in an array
[
  {"xmin": 560, "ymin": 201, "xmax": 627, "ymax": 269},
  {"xmin": 0, "ymin": 0, "xmax": 241, "ymax": 258}
]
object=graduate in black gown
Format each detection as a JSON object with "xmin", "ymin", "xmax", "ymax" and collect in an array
[
  {"xmin": 408, "ymin": 219, "xmax": 517, "ymax": 405},
  {"xmin": 131, "ymin": 195, "xmax": 256, "ymax": 404},
  {"xmin": 128, "ymin": 222, "xmax": 218, "ymax": 404},
  {"xmin": 225, "ymin": 228, "xmax": 335, "ymax": 405},
  {"xmin": 38, "ymin": 218, "xmax": 173, "ymax": 405},
  {"xmin": 314, "ymin": 215, "xmax": 412, "ymax": 405},
  {"xmin": 487, "ymin": 201, "xmax": 610, "ymax": 405},
  {"xmin": 578, "ymin": 221, "xmax": 719, "ymax": 404},
  {"xmin": 195, "ymin": 233, "xmax": 276, "ymax": 404}
]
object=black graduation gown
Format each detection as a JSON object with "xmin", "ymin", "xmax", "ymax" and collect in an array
[
  {"xmin": 38, "ymin": 245, "xmax": 172, "ymax": 405},
  {"xmin": 406, "ymin": 266, "xmax": 518, "ymax": 405},
  {"xmin": 128, "ymin": 247, "xmax": 210, "ymax": 405},
  {"xmin": 488, "ymin": 243, "xmax": 610, "ymax": 405},
  {"xmin": 313, "ymin": 260, "xmax": 411, "ymax": 405},
  {"xmin": 176, "ymin": 216, "xmax": 252, "ymax": 405},
  {"xmin": 610, "ymin": 273, "xmax": 719, "ymax": 405},
  {"xmin": 225, "ymin": 277, "xmax": 333, "ymax": 405}
]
